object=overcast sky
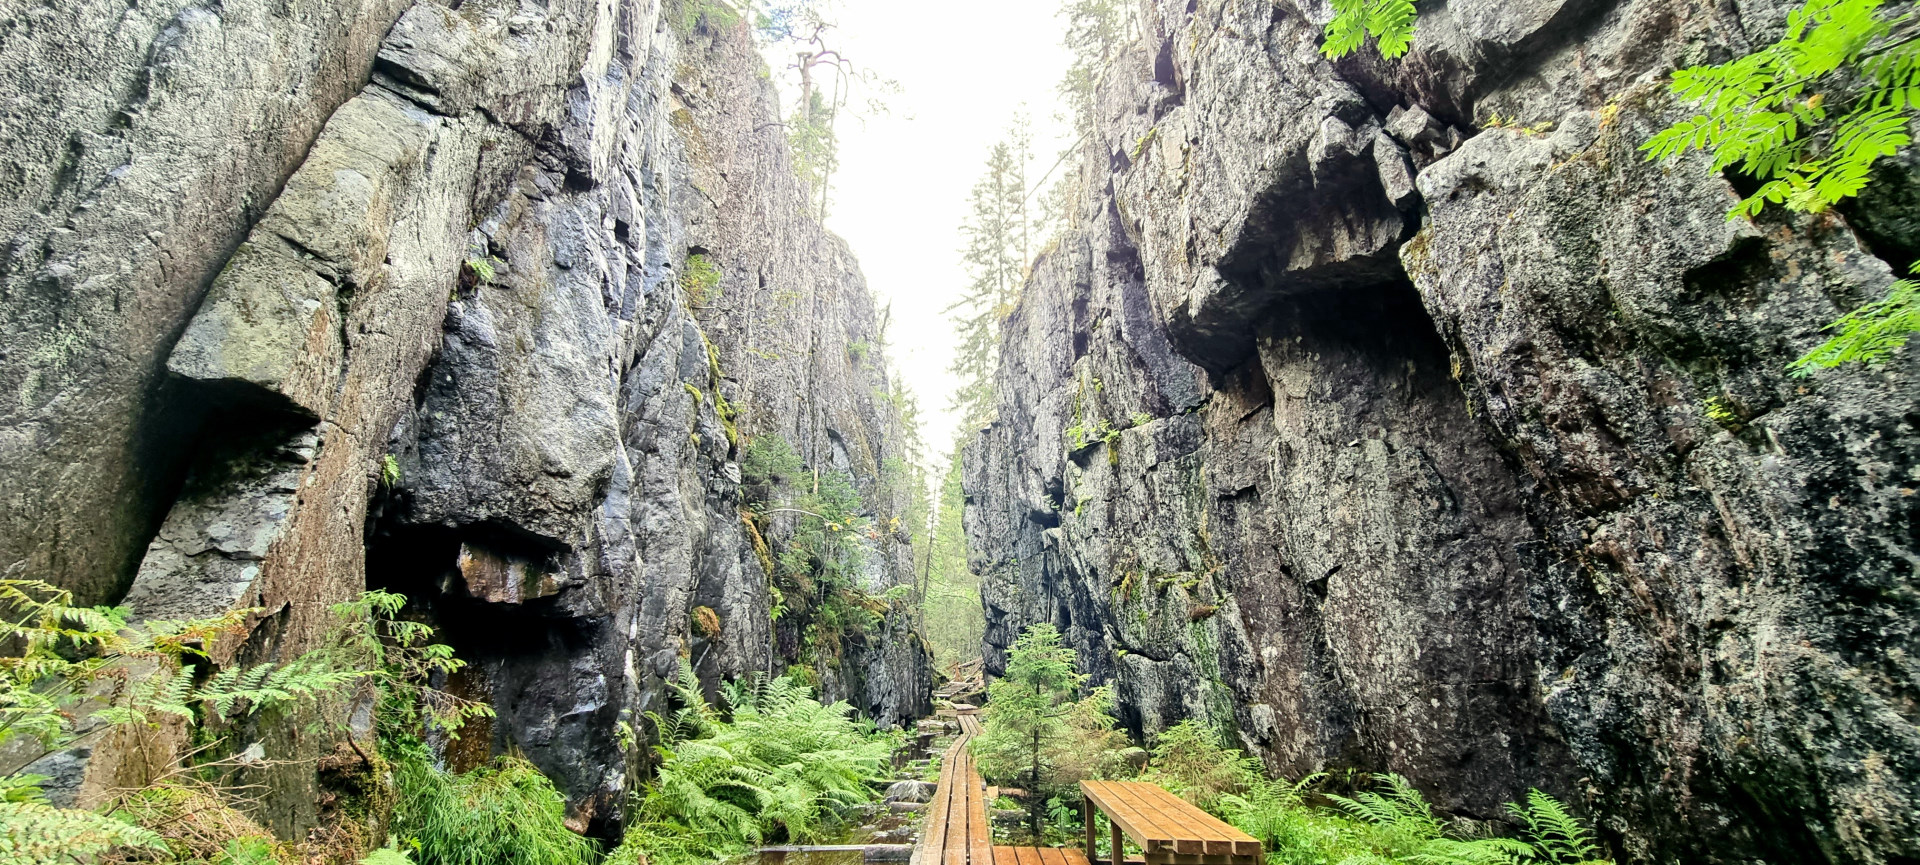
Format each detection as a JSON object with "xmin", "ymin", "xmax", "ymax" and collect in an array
[{"xmin": 762, "ymin": 0, "xmax": 1078, "ymax": 466}]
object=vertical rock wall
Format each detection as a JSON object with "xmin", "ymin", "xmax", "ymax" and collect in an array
[
  {"xmin": 1, "ymin": 0, "xmax": 927, "ymax": 840},
  {"xmin": 964, "ymin": 1, "xmax": 1918, "ymax": 863}
]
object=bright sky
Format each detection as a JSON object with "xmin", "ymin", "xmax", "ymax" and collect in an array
[{"xmin": 762, "ymin": 1, "xmax": 1078, "ymax": 465}]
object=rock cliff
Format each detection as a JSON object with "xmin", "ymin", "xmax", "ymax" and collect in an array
[
  {"xmin": 1, "ymin": 0, "xmax": 927, "ymax": 838},
  {"xmin": 963, "ymin": 1, "xmax": 1918, "ymax": 863}
]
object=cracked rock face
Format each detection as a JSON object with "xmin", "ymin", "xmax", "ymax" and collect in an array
[
  {"xmin": 2, "ymin": 0, "xmax": 927, "ymax": 838},
  {"xmin": 966, "ymin": 1, "xmax": 1917, "ymax": 863}
]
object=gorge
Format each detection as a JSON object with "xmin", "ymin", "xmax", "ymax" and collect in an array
[{"xmin": 1, "ymin": 0, "xmax": 1916, "ymax": 864}]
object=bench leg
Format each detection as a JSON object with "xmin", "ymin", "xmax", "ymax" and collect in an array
[
  {"xmin": 1110, "ymin": 815, "xmax": 1123, "ymax": 865},
  {"xmin": 1084, "ymin": 797, "xmax": 1095, "ymax": 862}
]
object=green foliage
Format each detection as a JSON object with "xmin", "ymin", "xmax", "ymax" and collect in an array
[
  {"xmin": 381, "ymin": 454, "xmax": 403, "ymax": 489},
  {"xmin": 921, "ymin": 453, "xmax": 984, "ymax": 671},
  {"xmin": 739, "ymin": 434, "xmax": 888, "ymax": 662},
  {"xmin": 389, "ymin": 743, "xmax": 597, "ymax": 865},
  {"xmin": 847, "ymin": 339, "xmax": 871, "ymax": 362},
  {"xmin": 1139, "ymin": 720, "xmax": 1259, "ymax": 812},
  {"xmin": 681, "ymin": 0, "xmax": 741, "ymax": 33},
  {"xmin": 742, "ymin": 434, "xmax": 807, "ymax": 491},
  {"xmin": 683, "ymin": 253, "xmax": 723, "ymax": 306},
  {"xmin": 1639, "ymin": 0, "xmax": 1920, "ymax": 371},
  {"xmin": 330, "ymin": 590, "xmax": 495, "ymax": 739},
  {"xmin": 613, "ymin": 663, "xmax": 897, "ymax": 865},
  {"xmin": 972, "ymin": 625, "xmax": 1129, "ymax": 836},
  {"xmin": 1059, "ymin": 0, "xmax": 1130, "ymax": 138},
  {"xmin": 1506, "ymin": 790, "xmax": 1608, "ymax": 865},
  {"xmin": 360, "ymin": 846, "xmax": 419, "ymax": 865},
  {"xmin": 790, "ymin": 88, "xmax": 840, "ymax": 216},
  {"xmin": 1642, "ymin": 0, "xmax": 1920, "ymax": 218},
  {"xmin": 0, "ymin": 584, "xmax": 504, "ymax": 864},
  {"xmin": 464, "ymin": 256, "xmax": 499, "ymax": 285},
  {"xmin": 0, "ymin": 801, "xmax": 164, "ymax": 863},
  {"xmin": 0, "ymin": 580, "xmax": 370, "ymax": 779},
  {"xmin": 948, "ymin": 117, "xmax": 1041, "ymax": 426},
  {"xmin": 1321, "ymin": 0, "xmax": 1419, "ymax": 59},
  {"xmin": 1149, "ymin": 742, "xmax": 1613, "ymax": 865},
  {"xmin": 1702, "ymin": 396, "xmax": 1743, "ymax": 429},
  {"xmin": 1789, "ymin": 262, "xmax": 1920, "ymax": 372}
]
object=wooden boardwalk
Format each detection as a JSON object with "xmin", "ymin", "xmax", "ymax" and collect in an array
[
  {"xmin": 912, "ymin": 710, "xmax": 1092, "ymax": 865},
  {"xmin": 913, "ymin": 711, "xmax": 1252, "ymax": 865}
]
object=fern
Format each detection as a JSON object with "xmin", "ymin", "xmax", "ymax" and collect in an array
[
  {"xmin": 0, "ymin": 801, "xmax": 165, "ymax": 862},
  {"xmin": 1322, "ymin": 0, "xmax": 1419, "ymax": 59},
  {"xmin": 1507, "ymin": 790, "xmax": 1607, "ymax": 864},
  {"xmin": 1641, "ymin": 0, "xmax": 1920, "ymax": 372},
  {"xmin": 615, "ymin": 670, "xmax": 898, "ymax": 865},
  {"xmin": 389, "ymin": 745, "xmax": 597, "ymax": 865}
]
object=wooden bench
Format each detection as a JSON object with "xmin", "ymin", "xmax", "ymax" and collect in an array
[{"xmin": 1078, "ymin": 781, "xmax": 1261, "ymax": 865}]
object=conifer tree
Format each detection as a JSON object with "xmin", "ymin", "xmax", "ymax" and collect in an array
[
  {"xmin": 1059, "ymin": 0, "xmax": 1130, "ymax": 138},
  {"xmin": 947, "ymin": 121, "xmax": 1041, "ymax": 426}
]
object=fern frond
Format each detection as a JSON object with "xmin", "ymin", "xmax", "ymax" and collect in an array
[{"xmin": 0, "ymin": 801, "xmax": 166, "ymax": 862}]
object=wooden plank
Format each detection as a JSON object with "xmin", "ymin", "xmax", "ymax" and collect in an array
[
  {"xmin": 1058, "ymin": 850, "xmax": 1091, "ymax": 865},
  {"xmin": 1081, "ymin": 782, "xmax": 1164, "ymax": 850},
  {"xmin": 1082, "ymin": 782, "xmax": 1260, "ymax": 859},
  {"xmin": 1102, "ymin": 782, "xmax": 1210, "ymax": 853},
  {"xmin": 965, "ymin": 764, "xmax": 991, "ymax": 865},
  {"xmin": 920, "ymin": 744, "xmax": 959, "ymax": 865},
  {"xmin": 1106, "ymin": 782, "xmax": 1191, "ymax": 849},
  {"xmin": 1104, "ymin": 782, "xmax": 1258, "ymax": 854}
]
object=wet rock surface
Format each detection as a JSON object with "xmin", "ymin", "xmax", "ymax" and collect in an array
[
  {"xmin": 966, "ymin": 1, "xmax": 1918, "ymax": 863},
  {"xmin": 2, "ymin": 0, "xmax": 927, "ymax": 838}
]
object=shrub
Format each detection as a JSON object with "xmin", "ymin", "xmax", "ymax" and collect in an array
[
  {"xmin": 1139, "ymin": 720, "xmax": 1258, "ymax": 811},
  {"xmin": 389, "ymin": 744, "xmax": 597, "ymax": 865}
]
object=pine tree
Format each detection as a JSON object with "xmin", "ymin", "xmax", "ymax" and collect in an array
[
  {"xmin": 1059, "ymin": 0, "xmax": 1129, "ymax": 138},
  {"xmin": 971, "ymin": 624, "xmax": 1126, "ymax": 837}
]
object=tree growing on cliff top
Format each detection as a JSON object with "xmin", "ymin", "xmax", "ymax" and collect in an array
[
  {"xmin": 948, "ymin": 118, "xmax": 1041, "ymax": 426},
  {"xmin": 1059, "ymin": 0, "xmax": 1132, "ymax": 138}
]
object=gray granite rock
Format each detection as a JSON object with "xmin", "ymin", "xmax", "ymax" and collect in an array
[
  {"xmin": 966, "ymin": 1, "xmax": 1919, "ymax": 863},
  {"xmin": 8, "ymin": 0, "xmax": 928, "ymax": 840}
]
